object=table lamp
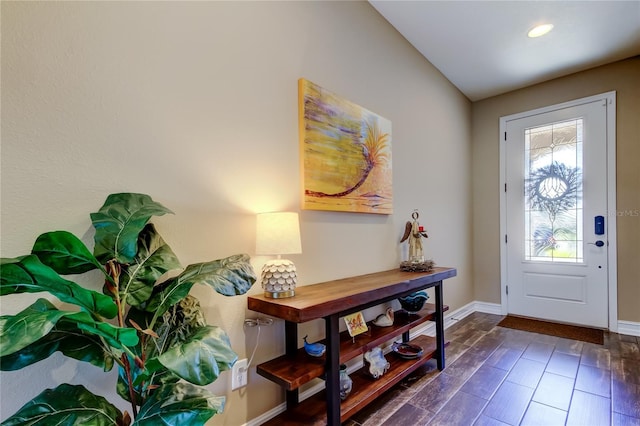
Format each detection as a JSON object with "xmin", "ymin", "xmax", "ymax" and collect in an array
[{"xmin": 256, "ymin": 212, "xmax": 302, "ymax": 298}]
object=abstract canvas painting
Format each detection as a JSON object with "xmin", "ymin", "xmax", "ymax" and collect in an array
[{"xmin": 299, "ymin": 79, "xmax": 392, "ymax": 214}]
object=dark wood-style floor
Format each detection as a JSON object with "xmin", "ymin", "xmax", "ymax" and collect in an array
[{"xmin": 344, "ymin": 312, "xmax": 640, "ymax": 426}]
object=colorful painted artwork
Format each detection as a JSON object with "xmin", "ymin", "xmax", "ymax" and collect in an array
[
  {"xmin": 344, "ymin": 312, "xmax": 369, "ymax": 337},
  {"xmin": 299, "ymin": 79, "xmax": 392, "ymax": 214}
]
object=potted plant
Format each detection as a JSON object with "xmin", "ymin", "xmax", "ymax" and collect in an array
[{"xmin": 0, "ymin": 193, "xmax": 256, "ymax": 425}]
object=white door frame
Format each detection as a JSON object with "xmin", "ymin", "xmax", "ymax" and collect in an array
[{"xmin": 499, "ymin": 92, "xmax": 618, "ymax": 331}]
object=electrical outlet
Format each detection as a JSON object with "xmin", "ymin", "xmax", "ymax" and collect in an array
[{"xmin": 231, "ymin": 358, "xmax": 248, "ymax": 390}]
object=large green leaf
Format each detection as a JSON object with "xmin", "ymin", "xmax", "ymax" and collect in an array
[
  {"xmin": 119, "ymin": 224, "xmax": 181, "ymax": 307},
  {"xmin": 144, "ymin": 254, "xmax": 256, "ymax": 315},
  {"xmin": 1, "ymin": 384, "xmax": 123, "ymax": 426},
  {"xmin": 0, "ymin": 256, "xmax": 117, "ymax": 318},
  {"xmin": 90, "ymin": 193, "xmax": 173, "ymax": 264},
  {"xmin": 74, "ymin": 319, "xmax": 139, "ymax": 350},
  {"xmin": 0, "ymin": 314, "xmax": 114, "ymax": 371},
  {"xmin": 133, "ymin": 382, "xmax": 224, "ymax": 426},
  {"xmin": 31, "ymin": 231, "xmax": 102, "ymax": 275},
  {"xmin": 0, "ymin": 299, "xmax": 137, "ymax": 358},
  {"xmin": 0, "ymin": 299, "xmax": 70, "ymax": 357},
  {"xmin": 147, "ymin": 326, "xmax": 237, "ymax": 385},
  {"xmin": 195, "ymin": 253, "xmax": 256, "ymax": 296}
]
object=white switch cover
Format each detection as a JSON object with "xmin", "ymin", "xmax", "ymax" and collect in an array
[{"xmin": 231, "ymin": 358, "xmax": 248, "ymax": 390}]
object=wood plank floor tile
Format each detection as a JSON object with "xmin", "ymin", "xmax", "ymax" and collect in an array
[
  {"xmin": 618, "ymin": 334, "xmax": 640, "ymax": 343},
  {"xmin": 460, "ymin": 364, "xmax": 508, "ymax": 400},
  {"xmin": 399, "ymin": 359, "xmax": 440, "ymax": 394},
  {"xmin": 446, "ymin": 322, "xmax": 477, "ymax": 341},
  {"xmin": 456, "ymin": 329, "xmax": 490, "ymax": 347},
  {"xmin": 545, "ymin": 351, "xmax": 580, "ymax": 378},
  {"xmin": 612, "ymin": 412, "xmax": 640, "ymax": 426},
  {"xmin": 619, "ymin": 341, "xmax": 640, "ymax": 360},
  {"xmin": 612, "ymin": 357, "xmax": 640, "ymax": 385},
  {"xmin": 520, "ymin": 401, "xmax": 567, "ymax": 426},
  {"xmin": 408, "ymin": 372, "xmax": 465, "ymax": 413},
  {"xmin": 574, "ymin": 364, "xmax": 611, "ymax": 397},
  {"xmin": 427, "ymin": 391, "xmax": 487, "ymax": 426},
  {"xmin": 506, "ymin": 358, "xmax": 546, "ymax": 389},
  {"xmin": 443, "ymin": 349, "xmax": 487, "ymax": 382},
  {"xmin": 443, "ymin": 341, "xmax": 472, "ymax": 366},
  {"xmin": 467, "ymin": 335, "xmax": 502, "ymax": 359},
  {"xmin": 349, "ymin": 383, "xmax": 409, "ymax": 425},
  {"xmin": 486, "ymin": 346, "xmax": 523, "ymax": 371},
  {"xmin": 521, "ymin": 341, "xmax": 555, "ymax": 364},
  {"xmin": 566, "ymin": 390, "xmax": 611, "ymax": 426},
  {"xmin": 497, "ymin": 330, "xmax": 533, "ymax": 352},
  {"xmin": 530, "ymin": 333, "xmax": 560, "ymax": 346},
  {"xmin": 482, "ymin": 381, "xmax": 534, "ymax": 425},
  {"xmin": 554, "ymin": 337, "xmax": 584, "ymax": 356},
  {"xmin": 612, "ymin": 379, "xmax": 640, "ymax": 418},
  {"xmin": 473, "ymin": 415, "xmax": 511, "ymax": 426},
  {"xmin": 532, "ymin": 372, "xmax": 575, "ymax": 411},
  {"xmin": 379, "ymin": 402, "xmax": 431, "ymax": 426},
  {"xmin": 581, "ymin": 343, "xmax": 611, "ymax": 370},
  {"xmin": 607, "ymin": 334, "xmax": 640, "ymax": 360}
]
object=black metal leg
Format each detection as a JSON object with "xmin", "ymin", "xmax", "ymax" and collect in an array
[
  {"xmin": 434, "ymin": 281, "xmax": 445, "ymax": 370},
  {"xmin": 285, "ymin": 320, "xmax": 298, "ymax": 355},
  {"xmin": 284, "ymin": 320, "xmax": 299, "ymax": 407},
  {"xmin": 325, "ymin": 315, "xmax": 341, "ymax": 426}
]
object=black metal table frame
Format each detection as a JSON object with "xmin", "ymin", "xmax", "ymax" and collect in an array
[{"xmin": 283, "ymin": 279, "xmax": 445, "ymax": 426}]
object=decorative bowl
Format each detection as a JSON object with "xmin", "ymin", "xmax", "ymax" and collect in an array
[
  {"xmin": 391, "ymin": 342, "xmax": 424, "ymax": 359},
  {"xmin": 397, "ymin": 291, "xmax": 429, "ymax": 313}
]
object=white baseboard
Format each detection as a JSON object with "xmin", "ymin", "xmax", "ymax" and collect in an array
[
  {"xmin": 244, "ymin": 403, "xmax": 285, "ymax": 426},
  {"xmin": 618, "ymin": 320, "xmax": 640, "ymax": 337},
  {"xmin": 472, "ymin": 301, "xmax": 503, "ymax": 315}
]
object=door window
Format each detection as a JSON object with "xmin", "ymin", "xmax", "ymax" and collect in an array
[{"xmin": 524, "ymin": 119, "xmax": 583, "ymax": 263}]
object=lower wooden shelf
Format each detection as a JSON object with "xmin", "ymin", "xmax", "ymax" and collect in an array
[
  {"xmin": 256, "ymin": 304, "xmax": 448, "ymax": 391},
  {"xmin": 261, "ymin": 334, "xmax": 438, "ymax": 425}
]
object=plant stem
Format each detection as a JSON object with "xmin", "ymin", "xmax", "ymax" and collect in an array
[
  {"xmin": 107, "ymin": 260, "xmax": 139, "ymax": 419},
  {"xmin": 121, "ymin": 353, "xmax": 139, "ymax": 418}
]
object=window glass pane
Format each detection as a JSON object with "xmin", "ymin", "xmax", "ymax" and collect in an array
[{"xmin": 524, "ymin": 119, "xmax": 583, "ymax": 263}]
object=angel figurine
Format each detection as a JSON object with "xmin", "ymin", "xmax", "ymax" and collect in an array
[{"xmin": 400, "ymin": 210, "xmax": 428, "ymax": 263}]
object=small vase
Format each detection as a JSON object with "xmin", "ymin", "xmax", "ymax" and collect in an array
[{"xmin": 339, "ymin": 364, "xmax": 353, "ymax": 400}]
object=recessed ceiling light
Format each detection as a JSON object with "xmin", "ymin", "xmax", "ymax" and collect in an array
[{"xmin": 528, "ymin": 24, "xmax": 554, "ymax": 38}]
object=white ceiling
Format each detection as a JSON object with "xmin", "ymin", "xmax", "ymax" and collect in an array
[{"xmin": 370, "ymin": 1, "xmax": 640, "ymax": 101}]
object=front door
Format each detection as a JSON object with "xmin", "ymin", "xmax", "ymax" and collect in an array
[{"xmin": 503, "ymin": 94, "xmax": 614, "ymax": 328}]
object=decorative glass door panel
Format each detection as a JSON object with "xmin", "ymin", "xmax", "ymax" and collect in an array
[{"xmin": 524, "ymin": 119, "xmax": 583, "ymax": 263}]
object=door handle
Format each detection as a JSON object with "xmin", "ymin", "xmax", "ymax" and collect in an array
[{"xmin": 588, "ymin": 240, "xmax": 605, "ymax": 247}]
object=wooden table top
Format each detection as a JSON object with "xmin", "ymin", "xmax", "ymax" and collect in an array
[{"xmin": 247, "ymin": 266, "xmax": 456, "ymax": 323}]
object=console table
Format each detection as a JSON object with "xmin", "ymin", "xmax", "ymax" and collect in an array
[{"xmin": 247, "ymin": 267, "xmax": 456, "ymax": 425}]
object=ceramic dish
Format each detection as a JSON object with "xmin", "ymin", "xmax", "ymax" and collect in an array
[{"xmin": 391, "ymin": 342, "xmax": 423, "ymax": 359}]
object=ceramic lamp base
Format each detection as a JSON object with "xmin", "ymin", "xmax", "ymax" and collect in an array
[{"xmin": 261, "ymin": 258, "xmax": 297, "ymax": 298}]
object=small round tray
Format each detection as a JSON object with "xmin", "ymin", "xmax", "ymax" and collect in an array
[{"xmin": 391, "ymin": 342, "xmax": 424, "ymax": 359}]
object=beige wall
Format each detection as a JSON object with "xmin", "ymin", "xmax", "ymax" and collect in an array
[
  {"xmin": 472, "ymin": 57, "xmax": 640, "ymax": 322},
  {"xmin": 1, "ymin": 1, "xmax": 472, "ymax": 424}
]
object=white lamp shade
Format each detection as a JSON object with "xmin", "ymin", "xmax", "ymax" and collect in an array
[{"xmin": 256, "ymin": 212, "xmax": 302, "ymax": 255}]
